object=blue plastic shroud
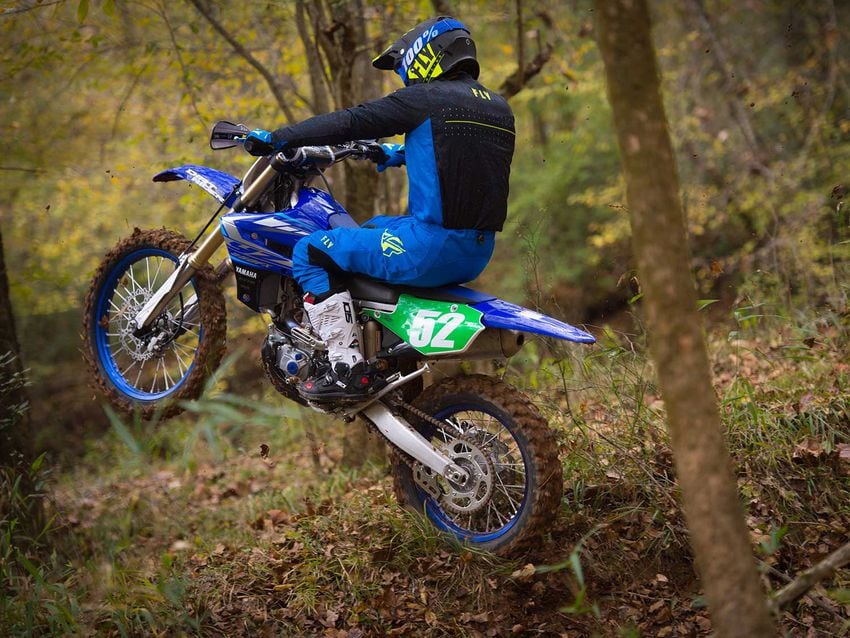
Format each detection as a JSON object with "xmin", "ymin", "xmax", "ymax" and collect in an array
[{"xmin": 153, "ymin": 164, "xmax": 240, "ymax": 205}]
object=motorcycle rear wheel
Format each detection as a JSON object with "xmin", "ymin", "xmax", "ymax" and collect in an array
[
  {"xmin": 392, "ymin": 375, "xmax": 563, "ymax": 556},
  {"xmin": 82, "ymin": 228, "xmax": 227, "ymax": 419}
]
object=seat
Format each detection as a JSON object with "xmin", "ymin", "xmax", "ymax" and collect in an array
[{"xmin": 345, "ymin": 274, "xmax": 496, "ymax": 306}]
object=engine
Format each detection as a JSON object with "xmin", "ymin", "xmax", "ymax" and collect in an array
[{"xmin": 261, "ymin": 325, "xmax": 316, "ymax": 392}]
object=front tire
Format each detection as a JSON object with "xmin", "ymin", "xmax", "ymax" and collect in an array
[
  {"xmin": 82, "ymin": 228, "xmax": 227, "ymax": 419},
  {"xmin": 392, "ymin": 375, "xmax": 563, "ymax": 555}
]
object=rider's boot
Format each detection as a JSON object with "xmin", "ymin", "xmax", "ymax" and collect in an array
[{"xmin": 299, "ymin": 290, "xmax": 385, "ymax": 402}]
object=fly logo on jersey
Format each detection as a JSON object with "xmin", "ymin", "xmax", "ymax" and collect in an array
[{"xmin": 381, "ymin": 230, "xmax": 405, "ymax": 257}]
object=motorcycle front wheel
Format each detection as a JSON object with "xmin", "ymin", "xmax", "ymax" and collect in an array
[
  {"xmin": 392, "ymin": 375, "xmax": 563, "ymax": 556},
  {"xmin": 82, "ymin": 228, "xmax": 227, "ymax": 419}
]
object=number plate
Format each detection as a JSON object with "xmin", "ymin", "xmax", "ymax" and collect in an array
[{"xmin": 364, "ymin": 294, "xmax": 485, "ymax": 355}]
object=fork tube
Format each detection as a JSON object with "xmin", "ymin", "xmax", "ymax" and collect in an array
[
  {"xmin": 187, "ymin": 232, "xmax": 224, "ymax": 269},
  {"xmin": 135, "ymin": 161, "xmax": 281, "ymax": 330}
]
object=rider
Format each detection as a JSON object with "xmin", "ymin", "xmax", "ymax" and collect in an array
[{"xmin": 245, "ymin": 16, "xmax": 515, "ymax": 401}]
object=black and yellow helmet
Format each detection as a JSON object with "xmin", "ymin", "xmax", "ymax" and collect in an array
[{"xmin": 372, "ymin": 16, "xmax": 478, "ymax": 87}]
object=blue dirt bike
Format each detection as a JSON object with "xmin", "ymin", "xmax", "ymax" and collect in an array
[{"xmin": 82, "ymin": 121, "xmax": 595, "ymax": 555}]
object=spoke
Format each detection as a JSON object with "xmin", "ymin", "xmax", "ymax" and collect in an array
[
  {"xmin": 171, "ymin": 347, "xmax": 187, "ymax": 376},
  {"xmin": 112, "ymin": 285, "xmax": 132, "ymax": 305},
  {"xmin": 150, "ymin": 358, "xmax": 162, "ymax": 393},
  {"xmin": 120, "ymin": 358, "xmax": 139, "ymax": 377},
  {"xmin": 134, "ymin": 358, "xmax": 147, "ymax": 387},
  {"xmin": 162, "ymin": 359, "xmax": 175, "ymax": 388},
  {"xmin": 495, "ymin": 472, "xmax": 521, "ymax": 515},
  {"xmin": 173, "ymin": 341, "xmax": 198, "ymax": 356},
  {"xmin": 482, "ymin": 431, "xmax": 503, "ymax": 447},
  {"xmin": 173, "ymin": 344, "xmax": 192, "ymax": 370},
  {"xmin": 486, "ymin": 502, "xmax": 492, "ymax": 532},
  {"xmin": 127, "ymin": 263, "xmax": 141, "ymax": 294},
  {"xmin": 151, "ymin": 257, "xmax": 165, "ymax": 288}
]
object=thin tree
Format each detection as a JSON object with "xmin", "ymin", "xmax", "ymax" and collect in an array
[{"xmin": 594, "ymin": 1, "xmax": 777, "ymax": 636}]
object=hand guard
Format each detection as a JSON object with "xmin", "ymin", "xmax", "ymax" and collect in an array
[
  {"xmin": 376, "ymin": 143, "xmax": 405, "ymax": 172},
  {"xmin": 244, "ymin": 129, "xmax": 281, "ymax": 156}
]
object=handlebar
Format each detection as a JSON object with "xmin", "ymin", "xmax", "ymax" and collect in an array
[
  {"xmin": 207, "ymin": 121, "xmax": 385, "ymax": 165},
  {"xmin": 278, "ymin": 141, "xmax": 386, "ymax": 170}
]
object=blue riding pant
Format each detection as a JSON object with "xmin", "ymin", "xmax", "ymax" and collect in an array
[{"xmin": 292, "ymin": 215, "xmax": 495, "ymax": 296}]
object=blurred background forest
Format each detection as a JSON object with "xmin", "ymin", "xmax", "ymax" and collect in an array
[{"xmin": 2, "ymin": 0, "xmax": 850, "ymax": 635}]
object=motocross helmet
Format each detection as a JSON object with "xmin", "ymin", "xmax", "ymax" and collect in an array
[{"xmin": 372, "ymin": 16, "xmax": 478, "ymax": 87}]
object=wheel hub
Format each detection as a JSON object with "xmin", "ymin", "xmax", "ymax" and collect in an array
[
  {"xmin": 114, "ymin": 287, "xmax": 176, "ymax": 362},
  {"xmin": 438, "ymin": 435, "xmax": 495, "ymax": 515}
]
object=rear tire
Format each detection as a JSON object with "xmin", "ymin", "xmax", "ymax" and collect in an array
[
  {"xmin": 82, "ymin": 228, "xmax": 227, "ymax": 419},
  {"xmin": 391, "ymin": 375, "xmax": 563, "ymax": 556}
]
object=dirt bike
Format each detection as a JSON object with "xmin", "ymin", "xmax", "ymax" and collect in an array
[{"xmin": 82, "ymin": 121, "xmax": 596, "ymax": 555}]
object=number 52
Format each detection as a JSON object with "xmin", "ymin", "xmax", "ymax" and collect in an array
[{"xmin": 408, "ymin": 310, "xmax": 465, "ymax": 349}]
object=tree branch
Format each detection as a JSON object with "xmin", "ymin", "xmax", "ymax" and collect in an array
[
  {"xmin": 186, "ymin": 0, "xmax": 295, "ymax": 122},
  {"xmin": 684, "ymin": 0, "xmax": 766, "ymax": 166},
  {"xmin": 515, "ymin": 0, "xmax": 525, "ymax": 71},
  {"xmin": 1, "ymin": 0, "xmax": 62, "ymax": 18},
  {"xmin": 295, "ymin": 0, "xmax": 331, "ymax": 114},
  {"xmin": 499, "ymin": 43, "xmax": 553, "ymax": 100},
  {"xmin": 771, "ymin": 541, "xmax": 850, "ymax": 611},
  {"xmin": 158, "ymin": 2, "xmax": 206, "ymax": 128}
]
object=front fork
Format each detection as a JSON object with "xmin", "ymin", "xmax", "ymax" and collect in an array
[{"xmin": 133, "ymin": 156, "xmax": 283, "ymax": 332}]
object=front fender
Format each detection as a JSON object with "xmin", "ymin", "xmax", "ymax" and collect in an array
[{"xmin": 153, "ymin": 164, "xmax": 240, "ymax": 205}]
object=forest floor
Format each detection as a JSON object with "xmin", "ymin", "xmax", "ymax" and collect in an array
[{"xmin": 5, "ymin": 310, "xmax": 850, "ymax": 637}]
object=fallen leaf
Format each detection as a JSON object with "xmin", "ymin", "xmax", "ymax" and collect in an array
[
  {"xmin": 511, "ymin": 563, "xmax": 536, "ymax": 581},
  {"xmin": 267, "ymin": 509, "xmax": 288, "ymax": 525}
]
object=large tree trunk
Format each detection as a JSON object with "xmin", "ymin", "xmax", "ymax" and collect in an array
[
  {"xmin": 299, "ymin": 0, "xmax": 387, "ymax": 466},
  {"xmin": 0, "ymin": 224, "xmax": 28, "ymax": 464},
  {"xmin": 594, "ymin": 2, "xmax": 777, "ymax": 636},
  {"xmin": 0, "ymin": 222, "xmax": 42, "ymax": 541}
]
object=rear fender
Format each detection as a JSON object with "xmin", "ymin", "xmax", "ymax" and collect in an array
[
  {"xmin": 153, "ymin": 164, "xmax": 240, "ymax": 206},
  {"xmin": 472, "ymin": 298, "xmax": 596, "ymax": 343}
]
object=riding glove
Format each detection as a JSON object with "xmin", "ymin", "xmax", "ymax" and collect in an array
[
  {"xmin": 244, "ymin": 129, "xmax": 283, "ymax": 156},
  {"xmin": 376, "ymin": 143, "xmax": 405, "ymax": 172}
]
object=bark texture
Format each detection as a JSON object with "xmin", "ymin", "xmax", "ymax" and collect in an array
[
  {"xmin": 0, "ymin": 224, "xmax": 28, "ymax": 465},
  {"xmin": 594, "ymin": 1, "xmax": 777, "ymax": 636}
]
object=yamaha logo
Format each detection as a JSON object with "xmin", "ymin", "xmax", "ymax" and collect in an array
[{"xmin": 235, "ymin": 265, "xmax": 257, "ymax": 279}]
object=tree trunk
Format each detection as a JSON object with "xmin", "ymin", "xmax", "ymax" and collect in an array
[
  {"xmin": 0, "ymin": 222, "xmax": 42, "ymax": 541},
  {"xmin": 299, "ymin": 0, "xmax": 386, "ymax": 465},
  {"xmin": 0, "ymin": 224, "xmax": 28, "ymax": 465},
  {"xmin": 594, "ymin": 2, "xmax": 777, "ymax": 636}
]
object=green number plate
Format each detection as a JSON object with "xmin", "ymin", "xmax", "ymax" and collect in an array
[{"xmin": 364, "ymin": 294, "xmax": 485, "ymax": 355}]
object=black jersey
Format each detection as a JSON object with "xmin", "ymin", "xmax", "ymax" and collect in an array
[{"xmin": 270, "ymin": 73, "xmax": 515, "ymax": 231}]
